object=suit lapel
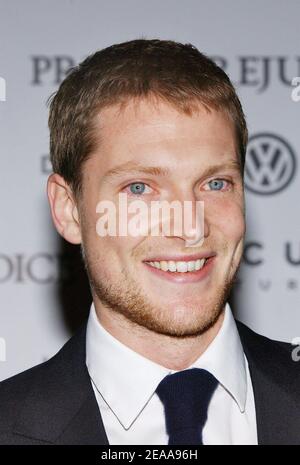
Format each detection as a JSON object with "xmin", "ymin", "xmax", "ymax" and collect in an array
[
  {"xmin": 237, "ymin": 321, "xmax": 300, "ymax": 445},
  {"xmin": 55, "ymin": 388, "xmax": 109, "ymax": 445},
  {"xmin": 14, "ymin": 324, "xmax": 109, "ymax": 445},
  {"xmin": 13, "ymin": 317, "xmax": 300, "ymax": 445}
]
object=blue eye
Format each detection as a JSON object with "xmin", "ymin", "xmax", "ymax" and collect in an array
[
  {"xmin": 129, "ymin": 182, "xmax": 146, "ymax": 195},
  {"xmin": 208, "ymin": 179, "xmax": 226, "ymax": 191}
]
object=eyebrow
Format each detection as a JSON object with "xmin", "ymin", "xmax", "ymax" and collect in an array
[
  {"xmin": 102, "ymin": 159, "xmax": 241, "ymax": 182},
  {"xmin": 102, "ymin": 163, "xmax": 171, "ymax": 181}
]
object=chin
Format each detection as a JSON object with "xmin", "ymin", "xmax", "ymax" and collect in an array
[
  {"xmin": 147, "ymin": 302, "xmax": 223, "ymax": 337},
  {"xmin": 153, "ymin": 314, "xmax": 221, "ymax": 338}
]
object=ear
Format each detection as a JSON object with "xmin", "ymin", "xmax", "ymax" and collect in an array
[{"xmin": 47, "ymin": 173, "xmax": 81, "ymax": 244}]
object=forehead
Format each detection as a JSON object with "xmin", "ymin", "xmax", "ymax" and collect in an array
[{"xmin": 91, "ymin": 98, "xmax": 238, "ymax": 171}]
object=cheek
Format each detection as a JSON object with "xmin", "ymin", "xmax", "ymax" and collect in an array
[
  {"xmin": 80, "ymin": 193, "xmax": 145, "ymax": 270},
  {"xmin": 221, "ymin": 209, "xmax": 245, "ymax": 242},
  {"xmin": 102, "ymin": 236, "xmax": 141, "ymax": 262},
  {"xmin": 84, "ymin": 231, "xmax": 143, "ymax": 273},
  {"xmin": 207, "ymin": 197, "xmax": 245, "ymax": 242}
]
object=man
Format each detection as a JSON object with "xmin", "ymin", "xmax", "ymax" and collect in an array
[{"xmin": 0, "ymin": 39, "xmax": 299, "ymax": 445}]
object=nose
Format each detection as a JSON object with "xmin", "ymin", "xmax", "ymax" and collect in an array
[
  {"xmin": 154, "ymin": 190, "xmax": 210, "ymax": 247},
  {"xmin": 183, "ymin": 198, "xmax": 209, "ymax": 247}
]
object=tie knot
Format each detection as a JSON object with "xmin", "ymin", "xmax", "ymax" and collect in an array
[{"xmin": 155, "ymin": 368, "xmax": 218, "ymax": 444}]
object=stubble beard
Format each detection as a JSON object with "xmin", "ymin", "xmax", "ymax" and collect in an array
[{"xmin": 82, "ymin": 247, "xmax": 240, "ymax": 339}]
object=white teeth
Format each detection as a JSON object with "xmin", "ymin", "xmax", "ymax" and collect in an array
[
  {"xmin": 176, "ymin": 261, "xmax": 188, "ymax": 273},
  {"xmin": 168, "ymin": 261, "xmax": 177, "ymax": 272},
  {"xmin": 187, "ymin": 261, "xmax": 195, "ymax": 272},
  {"xmin": 195, "ymin": 259, "xmax": 204, "ymax": 270},
  {"xmin": 160, "ymin": 261, "xmax": 168, "ymax": 271},
  {"xmin": 147, "ymin": 258, "xmax": 207, "ymax": 273}
]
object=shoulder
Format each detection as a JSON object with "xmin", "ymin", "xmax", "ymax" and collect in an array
[
  {"xmin": 236, "ymin": 319, "xmax": 293, "ymax": 352},
  {"xmin": 0, "ymin": 358, "xmax": 54, "ymax": 432},
  {"xmin": 0, "ymin": 324, "xmax": 87, "ymax": 441},
  {"xmin": 236, "ymin": 319, "xmax": 299, "ymax": 380}
]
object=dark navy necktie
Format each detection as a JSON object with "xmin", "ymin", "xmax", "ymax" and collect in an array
[{"xmin": 155, "ymin": 368, "xmax": 218, "ymax": 445}]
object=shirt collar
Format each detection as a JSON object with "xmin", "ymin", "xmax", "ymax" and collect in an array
[
  {"xmin": 86, "ymin": 302, "xmax": 247, "ymax": 429},
  {"xmin": 189, "ymin": 303, "xmax": 247, "ymax": 413}
]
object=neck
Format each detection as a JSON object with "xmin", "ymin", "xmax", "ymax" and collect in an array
[{"xmin": 93, "ymin": 300, "xmax": 225, "ymax": 371}]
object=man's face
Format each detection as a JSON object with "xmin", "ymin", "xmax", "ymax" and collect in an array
[{"xmin": 78, "ymin": 98, "xmax": 245, "ymax": 337}]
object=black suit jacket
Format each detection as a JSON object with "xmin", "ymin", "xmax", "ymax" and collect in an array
[{"xmin": 0, "ymin": 320, "xmax": 300, "ymax": 445}]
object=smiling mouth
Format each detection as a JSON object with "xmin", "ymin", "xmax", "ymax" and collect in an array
[
  {"xmin": 143, "ymin": 251, "xmax": 217, "ymax": 283},
  {"xmin": 144, "ymin": 257, "xmax": 208, "ymax": 273},
  {"xmin": 142, "ymin": 254, "xmax": 216, "ymax": 283}
]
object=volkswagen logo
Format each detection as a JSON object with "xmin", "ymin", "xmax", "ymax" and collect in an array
[{"xmin": 245, "ymin": 133, "xmax": 297, "ymax": 195}]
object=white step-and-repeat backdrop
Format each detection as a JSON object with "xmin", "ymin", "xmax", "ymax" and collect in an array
[{"xmin": 0, "ymin": 0, "xmax": 299, "ymax": 380}]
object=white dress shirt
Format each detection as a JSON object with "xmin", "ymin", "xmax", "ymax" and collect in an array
[{"xmin": 86, "ymin": 302, "xmax": 257, "ymax": 445}]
